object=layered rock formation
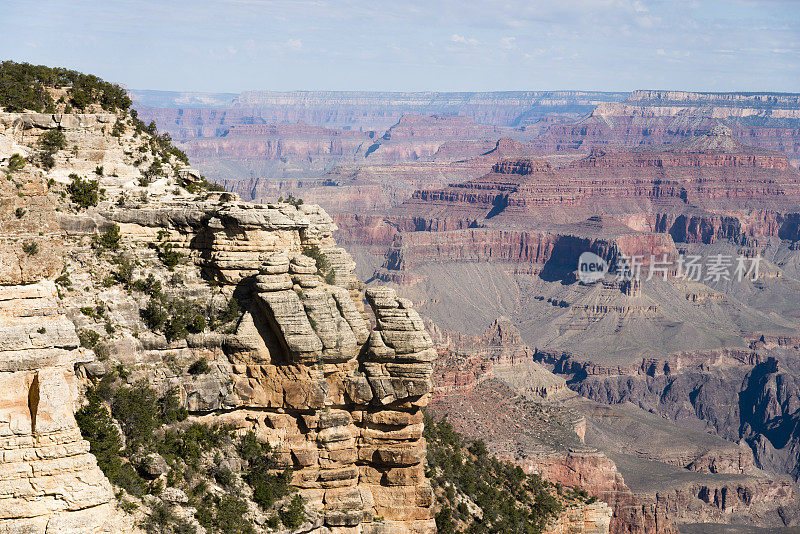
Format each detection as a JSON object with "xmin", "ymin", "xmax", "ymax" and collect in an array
[
  {"xmin": 98, "ymin": 199, "xmax": 440, "ymax": 533},
  {"xmin": 0, "ymin": 281, "xmax": 120, "ymax": 534},
  {"xmin": 539, "ymin": 90, "xmax": 800, "ymax": 164},
  {"xmin": 407, "ymin": 128, "xmax": 800, "ymax": 228},
  {"xmin": 227, "ymin": 137, "xmax": 545, "ymax": 220},
  {"xmin": 183, "ymin": 121, "xmax": 372, "ymax": 179},
  {"xmin": 0, "ymin": 104, "xmax": 439, "ymax": 532},
  {"xmin": 133, "ymin": 90, "xmax": 628, "ymax": 136}
]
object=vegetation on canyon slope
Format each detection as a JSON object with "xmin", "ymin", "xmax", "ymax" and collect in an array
[
  {"xmin": 424, "ymin": 413, "xmax": 565, "ymax": 533},
  {"xmin": 76, "ymin": 370, "xmax": 300, "ymax": 533},
  {"xmin": 0, "ymin": 60, "xmax": 131, "ymax": 112}
]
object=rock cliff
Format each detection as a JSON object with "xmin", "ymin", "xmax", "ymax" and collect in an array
[
  {"xmin": 0, "ymin": 281, "xmax": 122, "ymax": 533},
  {"xmin": 0, "ymin": 101, "xmax": 437, "ymax": 533}
]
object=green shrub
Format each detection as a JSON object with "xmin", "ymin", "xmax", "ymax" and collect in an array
[
  {"xmin": 180, "ymin": 174, "xmax": 225, "ymax": 194},
  {"xmin": 142, "ymin": 501, "xmax": 197, "ymax": 534},
  {"xmin": 80, "ymin": 306, "xmax": 100, "ymax": 319},
  {"xmin": 14, "ymin": 207, "xmax": 25, "ymax": 218},
  {"xmin": 111, "ymin": 119, "xmax": 126, "ymax": 137},
  {"xmin": 111, "ymin": 380, "xmax": 160, "ymax": 450},
  {"xmin": 113, "ymin": 256, "xmax": 135, "ymax": 286},
  {"xmin": 55, "ymin": 269, "xmax": 72, "ymax": 288},
  {"xmin": 164, "ymin": 300, "xmax": 205, "ymax": 342},
  {"xmin": 39, "ymin": 129, "xmax": 66, "ymax": 152},
  {"xmin": 237, "ymin": 431, "xmax": 269, "ymax": 464},
  {"xmin": 157, "ymin": 243, "xmax": 183, "ymax": 270},
  {"xmin": 158, "ymin": 423, "xmax": 232, "ymax": 469},
  {"xmin": 142, "ymin": 297, "xmax": 169, "ymax": 331},
  {"xmin": 67, "ymin": 174, "xmax": 99, "ymax": 209},
  {"xmin": 239, "ymin": 431, "xmax": 293, "ymax": 510},
  {"xmin": 22, "ymin": 241, "xmax": 38, "ymax": 255},
  {"xmin": 195, "ymin": 494, "xmax": 255, "ymax": 534},
  {"xmin": 217, "ymin": 297, "xmax": 240, "ymax": 324},
  {"xmin": 188, "ymin": 358, "xmax": 210, "ymax": 375},
  {"xmin": 280, "ymin": 194, "xmax": 303, "ymax": 207},
  {"xmin": 8, "ymin": 153, "xmax": 25, "ymax": 172},
  {"xmin": 158, "ymin": 387, "xmax": 188, "ymax": 424},
  {"xmin": 94, "ymin": 224, "xmax": 121, "ymax": 251},
  {"xmin": 120, "ymin": 500, "xmax": 139, "ymax": 514},
  {"xmin": 78, "ymin": 329, "xmax": 100, "ymax": 348},
  {"xmin": 132, "ymin": 274, "xmax": 162, "ymax": 297},
  {"xmin": 143, "ymin": 161, "xmax": 163, "ymax": 182},
  {"xmin": 302, "ymin": 244, "xmax": 335, "ymax": 284},
  {"xmin": 140, "ymin": 293, "xmax": 208, "ymax": 342},
  {"xmin": 40, "ymin": 152, "xmax": 55, "ymax": 170},
  {"xmin": 75, "ymin": 389, "xmax": 148, "ymax": 497},
  {"xmin": 280, "ymin": 495, "xmax": 305, "ymax": 529}
]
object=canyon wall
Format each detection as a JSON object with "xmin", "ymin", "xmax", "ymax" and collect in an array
[
  {"xmin": 0, "ymin": 281, "xmax": 122, "ymax": 534},
  {"xmin": 539, "ymin": 91, "xmax": 800, "ymax": 163}
]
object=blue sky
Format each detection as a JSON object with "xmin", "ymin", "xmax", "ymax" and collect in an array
[{"xmin": 2, "ymin": 0, "xmax": 798, "ymax": 92}]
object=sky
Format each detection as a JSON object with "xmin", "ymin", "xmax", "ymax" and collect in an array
[{"xmin": 2, "ymin": 0, "xmax": 798, "ymax": 93}]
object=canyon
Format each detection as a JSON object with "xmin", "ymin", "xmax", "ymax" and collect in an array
[
  {"xmin": 0, "ymin": 66, "xmax": 630, "ymax": 534},
  {"xmin": 140, "ymin": 86, "xmax": 800, "ymax": 530},
  {"xmin": 0, "ymin": 103, "xmax": 442, "ymax": 533},
  {"xmin": 4, "ymin": 65, "xmax": 800, "ymax": 534},
  {"xmin": 132, "ymin": 88, "xmax": 800, "ymax": 533}
]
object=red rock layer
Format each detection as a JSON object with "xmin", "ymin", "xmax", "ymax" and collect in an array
[
  {"xmin": 382, "ymin": 227, "xmax": 676, "ymax": 272},
  {"xmin": 414, "ymin": 137, "xmax": 800, "ymax": 214},
  {"xmin": 184, "ymin": 121, "xmax": 369, "ymax": 160},
  {"xmin": 396, "ymin": 134, "xmax": 800, "ymax": 249},
  {"xmin": 538, "ymin": 91, "xmax": 800, "ymax": 162}
]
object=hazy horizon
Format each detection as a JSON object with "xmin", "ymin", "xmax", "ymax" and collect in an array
[{"xmin": 3, "ymin": 0, "xmax": 799, "ymax": 93}]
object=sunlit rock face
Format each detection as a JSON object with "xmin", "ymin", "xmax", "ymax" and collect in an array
[{"xmin": 0, "ymin": 281, "xmax": 119, "ymax": 534}]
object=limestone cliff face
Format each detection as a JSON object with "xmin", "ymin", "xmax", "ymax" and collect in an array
[
  {"xmin": 116, "ymin": 201, "xmax": 436, "ymax": 532},
  {"xmin": 100, "ymin": 200, "xmax": 438, "ymax": 533},
  {"xmin": 0, "ymin": 281, "xmax": 121, "ymax": 533}
]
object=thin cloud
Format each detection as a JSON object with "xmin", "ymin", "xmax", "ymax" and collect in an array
[{"xmin": 451, "ymin": 34, "xmax": 479, "ymax": 45}]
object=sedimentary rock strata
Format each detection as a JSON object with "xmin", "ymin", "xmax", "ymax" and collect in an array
[
  {"xmin": 104, "ymin": 199, "xmax": 438, "ymax": 532},
  {"xmin": 408, "ymin": 128, "xmax": 800, "ymax": 227},
  {"xmin": 0, "ymin": 106, "xmax": 439, "ymax": 533},
  {"xmin": 539, "ymin": 90, "xmax": 800, "ymax": 164},
  {"xmin": 0, "ymin": 281, "xmax": 120, "ymax": 533}
]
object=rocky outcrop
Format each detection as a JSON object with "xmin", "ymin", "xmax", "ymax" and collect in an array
[
  {"xmin": 543, "ymin": 501, "xmax": 613, "ymax": 534},
  {"xmin": 104, "ymin": 199, "xmax": 438, "ymax": 532},
  {"xmin": 0, "ymin": 281, "xmax": 120, "ymax": 534},
  {"xmin": 0, "ymin": 106, "xmax": 439, "ymax": 533}
]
